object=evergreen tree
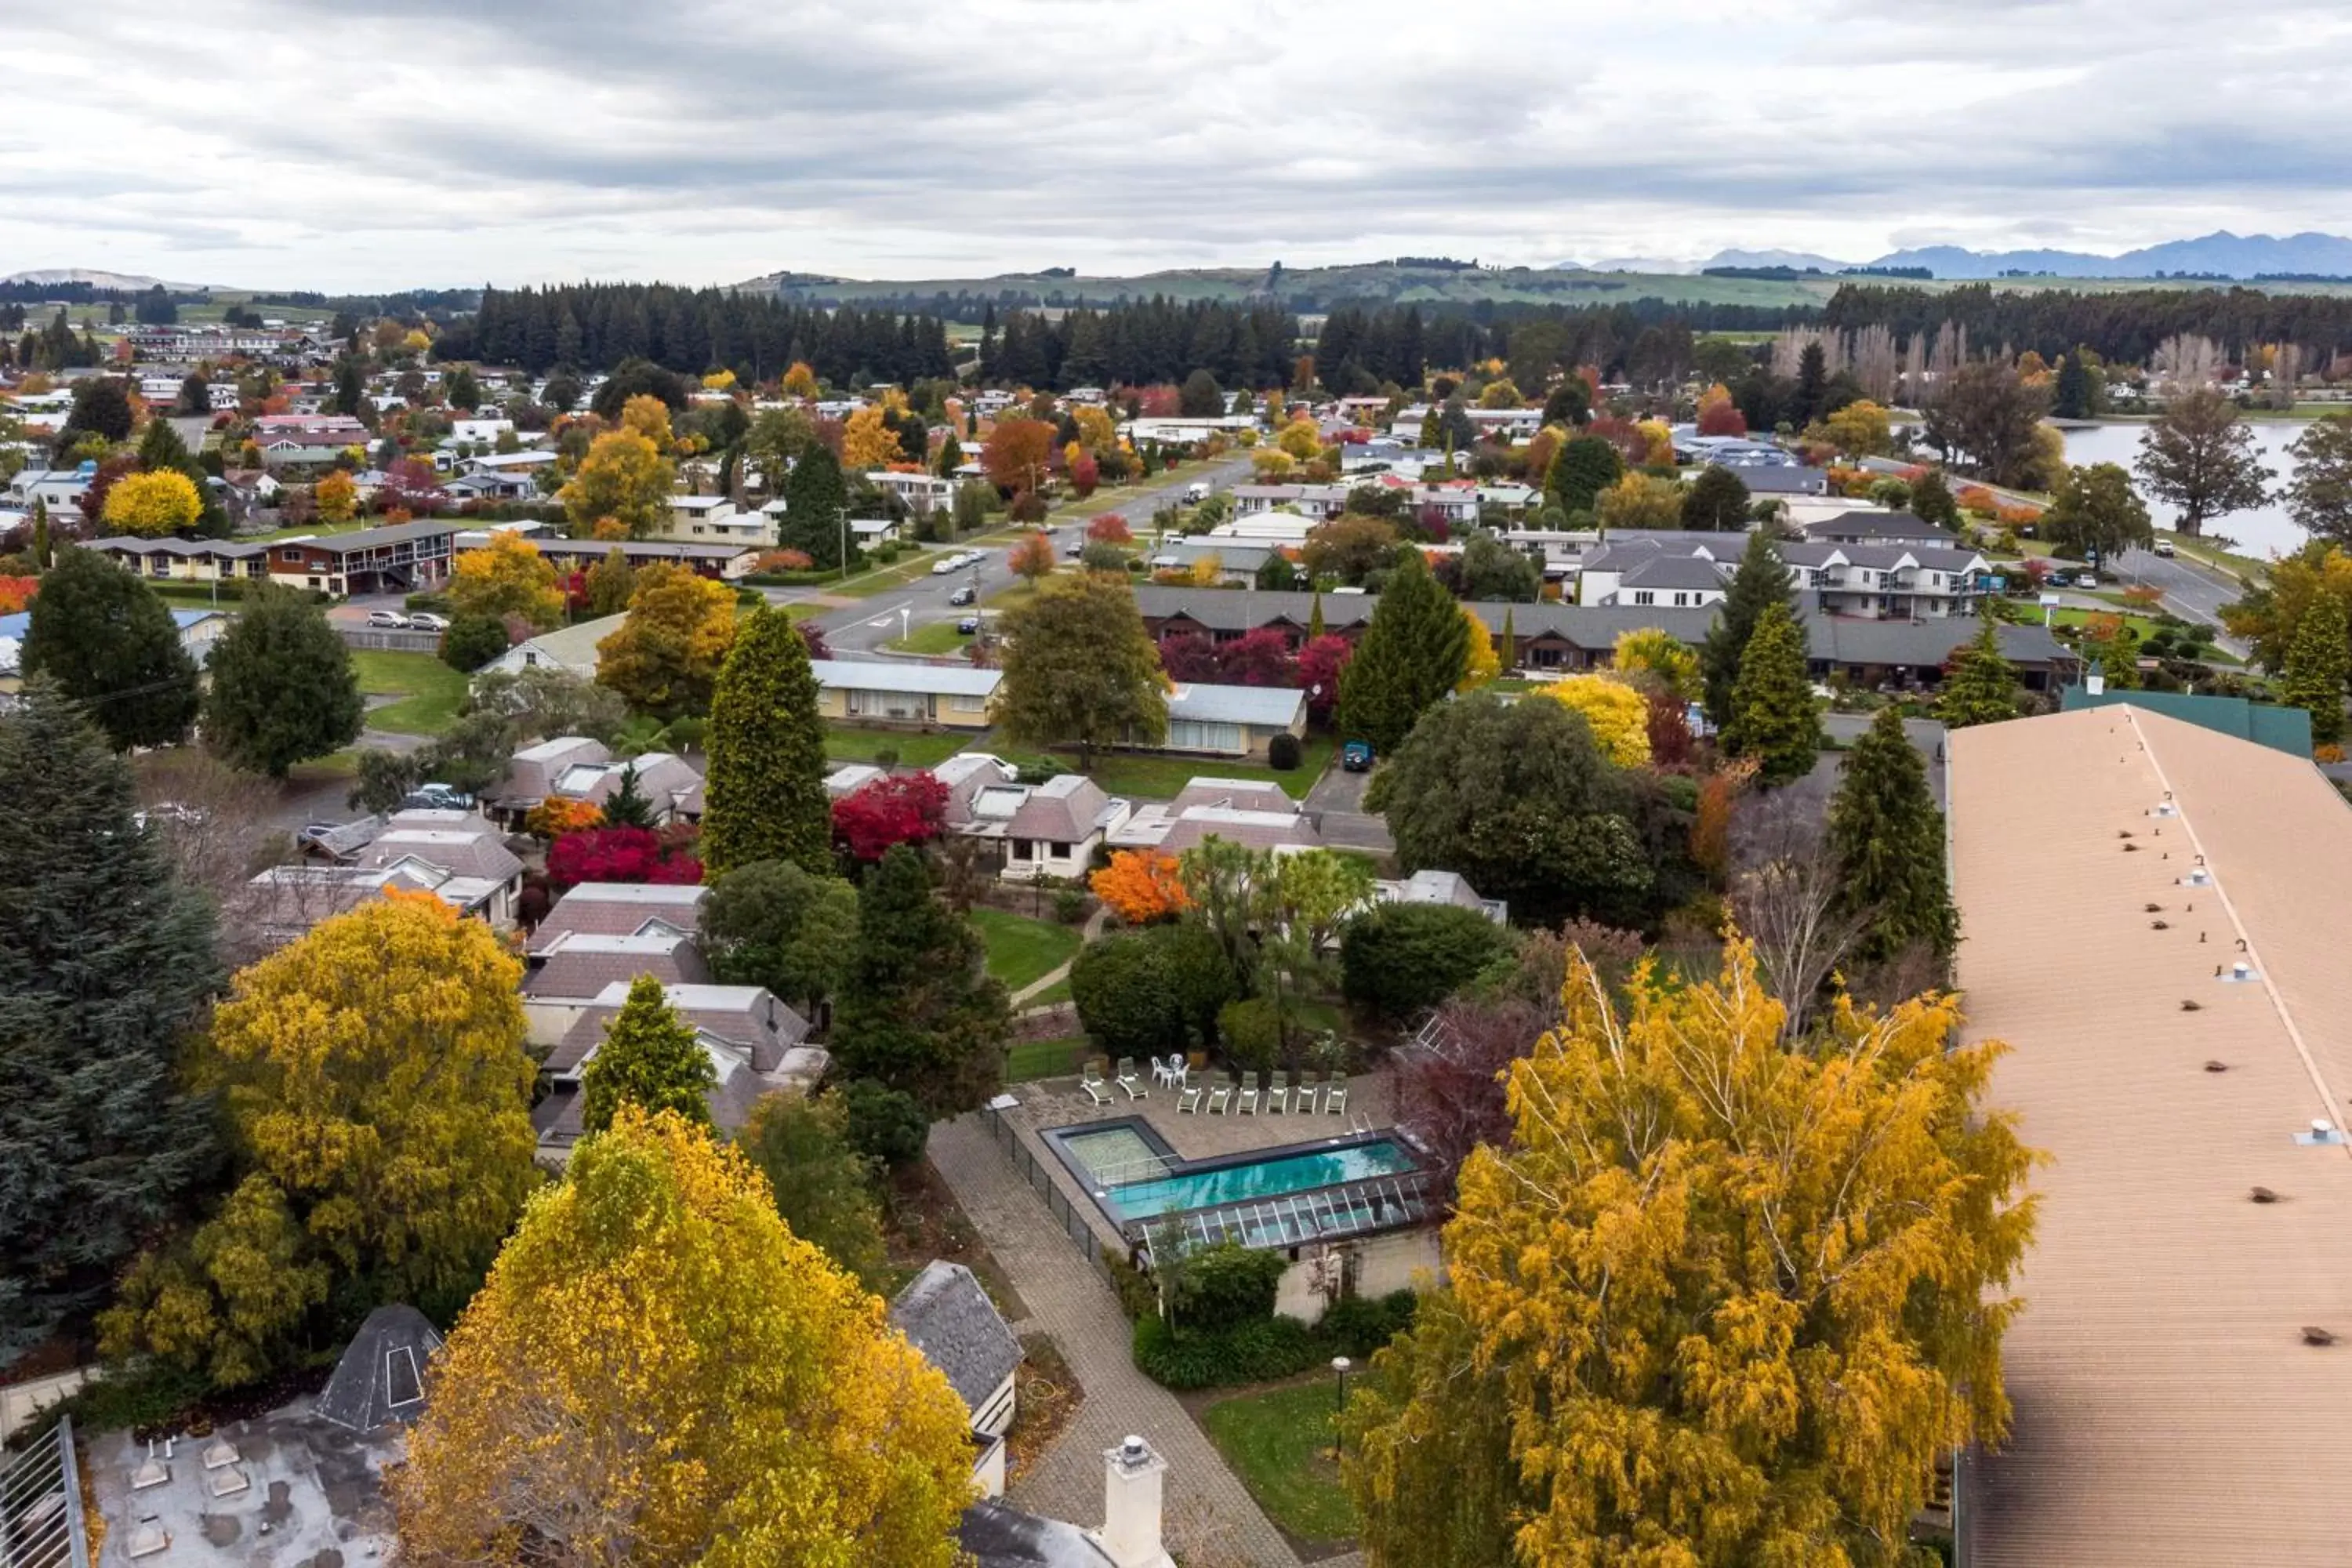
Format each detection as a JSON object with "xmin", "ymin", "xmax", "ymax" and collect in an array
[
  {"xmin": 1497, "ymin": 606, "xmax": 1516, "ymax": 673},
  {"xmin": 1828, "ymin": 706, "xmax": 1958, "ymax": 963},
  {"xmin": 702, "ymin": 606, "xmax": 832, "ymax": 878},
  {"xmin": 1700, "ymin": 528, "xmax": 1793, "ymax": 727},
  {"xmin": 0, "ymin": 685, "xmax": 219, "ymax": 1364},
  {"xmin": 1722, "ymin": 602, "xmax": 1819, "ymax": 788},
  {"xmin": 1308, "ymin": 592, "xmax": 1326, "ymax": 640},
  {"xmin": 2281, "ymin": 590, "xmax": 2349, "ymax": 745},
  {"xmin": 332, "ymin": 358, "xmax": 368, "ymax": 419},
  {"xmin": 21, "ymin": 546, "xmax": 201, "ymax": 750},
  {"xmin": 28, "ymin": 497, "xmax": 49, "ymax": 568},
  {"xmin": 2053, "ymin": 352, "xmax": 2096, "ymax": 419},
  {"xmin": 1546, "ymin": 434, "xmax": 1623, "ymax": 516},
  {"xmin": 1681, "ymin": 464, "xmax": 1751, "ymax": 531},
  {"xmin": 1792, "ymin": 340, "xmax": 1829, "ymax": 426},
  {"xmin": 831, "ymin": 845, "xmax": 1010, "ymax": 1116},
  {"xmin": 1338, "ymin": 552, "xmax": 1471, "ymax": 753},
  {"xmin": 580, "ymin": 975, "xmax": 717, "ymax": 1134},
  {"xmin": 1936, "ymin": 619, "xmax": 2019, "ymax": 729},
  {"xmin": 201, "ymin": 586, "xmax": 365, "ymax": 778},
  {"xmin": 1910, "ymin": 469, "xmax": 1962, "ymax": 530},
  {"xmin": 175, "ymin": 372, "xmax": 212, "ymax": 417},
  {"xmin": 779, "ymin": 444, "xmax": 850, "ymax": 569},
  {"xmin": 935, "ymin": 430, "xmax": 963, "ymax": 477},
  {"xmin": 601, "ymin": 757, "xmax": 656, "ymax": 829}
]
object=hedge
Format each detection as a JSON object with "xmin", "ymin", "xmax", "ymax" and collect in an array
[{"xmin": 1132, "ymin": 1289, "xmax": 1419, "ymax": 1391}]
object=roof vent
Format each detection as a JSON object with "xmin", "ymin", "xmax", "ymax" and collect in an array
[
  {"xmin": 201, "ymin": 1437, "xmax": 240, "ymax": 1470},
  {"xmin": 2154, "ymin": 793, "xmax": 2178, "ymax": 818},
  {"xmin": 1120, "ymin": 1436, "xmax": 1148, "ymax": 1467},
  {"xmin": 2304, "ymin": 1326, "xmax": 2338, "ymax": 1346},
  {"xmin": 2183, "ymin": 1000, "xmax": 2205, "ymax": 1013},
  {"xmin": 2296, "ymin": 1120, "xmax": 2346, "ymax": 1146},
  {"xmin": 2221, "ymin": 960, "xmax": 2258, "ymax": 982},
  {"xmin": 129, "ymin": 1443, "xmax": 169, "ymax": 1490}
]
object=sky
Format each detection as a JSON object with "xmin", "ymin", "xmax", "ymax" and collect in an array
[{"xmin": 8, "ymin": 0, "xmax": 2352, "ymax": 292}]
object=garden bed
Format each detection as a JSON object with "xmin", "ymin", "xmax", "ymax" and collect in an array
[{"xmin": 880, "ymin": 1156, "xmax": 1028, "ymax": 1322}]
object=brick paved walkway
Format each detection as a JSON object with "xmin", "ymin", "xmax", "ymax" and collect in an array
[{"xmin": 929, "ymin": 1112, "xmax": 1307, "ymax": 1568}]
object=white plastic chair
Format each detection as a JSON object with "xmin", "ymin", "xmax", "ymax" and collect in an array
[
  {"xmin": 1151, "ymin": 1056, "xmax": 1175, "ymax": 1088},
  {"xmin": 1168, "ymin": 1055, "xmax": 1189, "ymax": 1089},
  {"xmin": 1080, "ymin": 1062, "xmax": 1111, "ymax": 1106}
]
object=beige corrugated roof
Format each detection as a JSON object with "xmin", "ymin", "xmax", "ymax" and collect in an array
[{"xmin": 1950, "ymin": 705, "xmax": 2352, "ymax": 1564}]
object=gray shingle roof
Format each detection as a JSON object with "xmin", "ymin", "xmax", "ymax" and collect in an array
[{"xmin": 891, "ymin": 1261, "xmax": 1023, "ymax": 1413}]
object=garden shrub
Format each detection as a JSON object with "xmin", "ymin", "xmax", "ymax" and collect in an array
[
  {"xmin": 1266, "ymin": 731, "xmax": 1302, "ymax": 771},
  {"xmin": 839, "ymin": 1078, "xmax": 929, "ymax": 1167},
  {"xmin": 1070, "ymin": 932, "xmax": 1185, "ymax": 1058},
  {"xmin": 1218, "ymin": 996, "xmax": 1282, "ymax": 1078},
  {"xmin": 1338, "ymin": 903, "xmax": 1515, "ymax": 1021},
  {"xmin": 1165, "ymin": 1242, "xmax": 1283, "ymax": 1333}
]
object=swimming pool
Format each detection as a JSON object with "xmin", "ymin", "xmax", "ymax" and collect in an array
[{"xmin": 1099, "ymin": 1138, "xmax": 1416, "ymax": 1221}]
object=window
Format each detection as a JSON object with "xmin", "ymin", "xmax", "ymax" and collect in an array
[
  {"xmin": 1050, "ymin": 842, "xmax": 1072, "ymax": 860},
  {"xmin": 1167, "ymin": 719, "xmax": 1243, "ymax": 753},
  {"xmin": 1012, "ymin": 838, "xmax": 1035, "ymax": 860},
  {"xmin": 950, "ymin": 695, "xmax": 988, "ymax": 714},
  {"xmin": 279, "ymin": 547, "xmax": 302, "ymax": 562},
  {"xmin": 1632, "ymin": 590, "xmax": 1655, "ymax": 606}
]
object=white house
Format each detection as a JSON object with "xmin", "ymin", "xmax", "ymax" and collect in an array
[
  {"xmin": 866, "ymin": 470, "xmax": 953, "ymax": 514},
  {"xmin": 890, "ymin": 1261, "xmax": 1024, "ymax": 1500}
]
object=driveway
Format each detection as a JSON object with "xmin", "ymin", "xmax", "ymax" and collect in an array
[
  {"xmin": 1813, "ymin": 711, "xmax": 1948, "ymax": 808},
  {"xmin": 1304, "ymin": 760, "xmax": 1394, "ymax": 855}
]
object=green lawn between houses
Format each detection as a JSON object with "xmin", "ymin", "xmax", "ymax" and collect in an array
[
  {"xmin": 350, "ymin": 649, "xmax": 468, "ymax": 736},
  {"xmin": 819, "ymin": 723, "xmax": 970, "ymax": 768},
  {"xmin": 1004, "ymin": 1035, "xmax": 1088, "ymax": 1082},
  {"xmin": 994, "ymin": 736, "xmax": 1333, "ymax": 802},
  {"xmin": 1201, "ymin": 1379, "xmax": 1356, "ymax": 1541},
  {"xmin": 969, "ymin": 907, "xmax": 1084, "ymax": 995}
]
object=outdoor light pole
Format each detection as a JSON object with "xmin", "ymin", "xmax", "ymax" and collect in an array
[{"xmin": 1331, "ymin": 1355, "xmax": 1351, "ymax": 1418}]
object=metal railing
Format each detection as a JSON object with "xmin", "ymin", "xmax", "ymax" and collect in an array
[
  {"xmin": 980, "ymin": 1101, "xmax": 1112, "ymax": 1272},
  {"xmin": 335, "ymin": 626, "xmax": 441, "ymax": 654},
  {"xmin": 2, "ymin": 1416, "xmax": 90, "ymax": 1568}
]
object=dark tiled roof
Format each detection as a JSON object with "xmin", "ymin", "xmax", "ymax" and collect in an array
[
  {"xmin": 521, "ymin": 936, "xmax": 711, "ymax": 1000},
  {"xmin": 1132, "ymin": 586, "xmax": 1375, "ymax": 634},
  {"xmin": 956, "ymin": 1501, "xmax": 1113, "ymax": 1568},
  {"xmin": 891, "ymin": 1261, "xmax": 1023, "ymax": 1412},
  {"xmin": 1615, "ymin": 555, "xmax": 1728, "ymax": 591}
]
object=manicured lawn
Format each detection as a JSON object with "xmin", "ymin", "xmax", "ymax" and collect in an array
[
  {"xmin": 1025, "ymin": 976, "xmax": 1073, "ymax": 1010},
  {"xmin": 887, "ymin": 620, "xmax": 975, "ymax": 656},
  {"xmin": 999, "ymin": 736, "xmax": 1333, "ymax": 801},
  {"xmin": 1005, "ymin": 1035, "xmax": 1089, "ymax": 1082},
  {"xmin": 820, "ymin": 724, "xmax": 971, "ymax": 768},
  {"xmin": 970, "ymin": 907, "xmax": 1085, "ymax": 994},
  {"xmin": 1201, "ymin": 1380, "xmax": 1355, "ymax": 1541},
  {"xmin": 350, "ymin": 650, "xmax": 468, "ymax": 736}
]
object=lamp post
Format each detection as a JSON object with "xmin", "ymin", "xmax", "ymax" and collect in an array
[
  {"xmin": 1330, "ymin": 1355, "xmax": 1351, "ymax": 1417},
  {"xmin": 838, "ymin": 506, "xmax": 849, "ymax": 585}
]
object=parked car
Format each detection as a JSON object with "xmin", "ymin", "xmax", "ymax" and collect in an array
[
  {"xmin": 408, "ymin": 612, "xmax": 450, "ymax": 631},
  {"xmin": 402, "ymin": 783, "xmax": 476, "ymax": 811},
  {"xmin": 930, "ymin": 556, "xmax": 960, "ymax": 575},
  {"xmin": 956, "ymin": 615, "xmax": 982, "ymax": 635},
  {"xmin": 949, "ymin": 585, "xmax": 977, "ymax": 606},
  {"xmin": 2153, "ymin": 539, "xmax": 2177, "ymax": 557},
  {"xmin": 366, "ymin": 609, "xmax": 412, "ymax": 629},
  {"xmin": 1184, "ymin": 481, "xmax": 1210, "ymax": 503},
  {"xmin": 1341, "ymin": 740, "xmax": 1374, "ymax": 772}
]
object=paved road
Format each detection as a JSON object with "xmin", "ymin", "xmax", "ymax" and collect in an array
[
  {"xmin": 1818, "ymin": 711, "xmax": 1948, "ymax": 808},
  {"xmin": 2108, "ymin": 546, "xmax": 2250, "ymax": 654},
  {"xmin": 771, "ymin": 456, "xmax": 1256, "ymax": 659},
  {"xmin": 1303, "ymin": 758, "xmax": 1395, "ymax": 855}
]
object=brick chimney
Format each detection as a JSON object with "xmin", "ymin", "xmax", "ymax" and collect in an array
[{"xmin": 1090, "ymin": 1435, "xmax": 1174, "ymax": 1568}]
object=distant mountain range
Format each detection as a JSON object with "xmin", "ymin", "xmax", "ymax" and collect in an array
[
  {"xmin": 1, "ymin": 267, "xmax": 203, "ymax": 292},
  {"xmin": 1552, "ymin": 231, "xmax": 2352, "ymax": 280}
]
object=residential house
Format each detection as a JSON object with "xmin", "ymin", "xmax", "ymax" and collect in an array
[
  {"xmin": 1804, "ymin": 614, "xmax": 2072, "ymax": 691},
  {"xmin": 0, "ymin": 606, "xmax": 229, "ymax": 694},
  {"xmin": 512, "ymin": 537, "xmax": 756, "ymax": 580},
  {"xmin": 83, "ymin": 535, "xmax": 270, "ymax": 585},
  {"xmin": 532, "ymin": 750, "xmax": 704, "ymax": 825},
  {"xmin": 488, "ymin": 735, "xmax": 615, "ymax": 821},
  {"xmin": 1144, "ymin": 538, "xmax": 1279, "ymax": 585},
  {"xmin": 1596, "ymin": 554, "xmax": 1730, "ymax": 611},
  {"xmin": 443, "ymin": 470, "xmax": 536, "ymax": 503},
  {"xmin": 1372, "ymin": 868, "xmax": 1508, "ymax": 924},
  {"xmin": 349, "ymin": 810, "xmax": 524, "ymax": 920},
  {"xmin": 959, "ymin": 1435, "xmax": 1182, "ymax": 1568},
  {"xmin": 1134, "ymin": 586, "xmax": 1376, "ymax": 649},
  {"xmin": 532, "ymin": 982, "xmax": 823, "ymax": 1163},
  {"xmin": 484, "ymin": 619, "xmax": 624, "ymax": 683},
  {"xmin": 1110, "ymin": 777, "xmax": 1323, "ymax": 856},
  {"xmin": 890, "ymin": 1261, "xmax": 1024, "ymax": 1500},
  {"xmin": 1780, "ymin": 541, "xmax": 1991, "ymax": 619},
  {"xmin": 1162, "ymin": 683, "xmax": 1308, "ymax": 759},
  {"xmin": 868, "ymin": 470, "xmax": 954, "ymax": 515},
  {"xmin": 1465, "ymin": 601, "xmax": 1720, "ymax": 673},
  {"xmin": 1715, "ymin": 463, "xmax": 1828, "ymax": 497},
  {"xmin": 521, "ymin": 930, "xmax": 713, "ymax": 1051},
  {"xmin": 647, "ymin": 494, "xmax": 778, "ymax": 549},
  {"xmin": 528, "ymin": 880, "xmax": 708, "ymax": 954},
  {"xmin": 810, "ymin": 658, "xmax": 1000, "ymax": 730},
  {"xmin": 952, "ymin": 772, "xmax": 1129, "ymax": 880},
  {"xmin": 1571, "ymin": 535, "xmax": 1734, "ymax": 606},
  {"xmin": 1794, "ymin": 509, "xmax": 1962, "ymax": 547},
  {"xmin": 1947, "ymin": 706, "xmax": 2352, "ymax": 1565},
  {"xmin": 260, "ymin": 521, "xmax": 459, "ymax": 595},
  {"xmin": 7, "ymin": 465, "xmax": 95, "ymax": 520},
  {"xmin": 245, "ymin": 809, "xmax": 521, "ymax": 944}
]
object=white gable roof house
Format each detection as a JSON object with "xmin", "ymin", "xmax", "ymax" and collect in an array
[{"xmin": 891, "ymin": 1261, "xmax": 1025, "ymax": 1499}]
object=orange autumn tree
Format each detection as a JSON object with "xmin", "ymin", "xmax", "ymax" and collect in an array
[
  {"xmin": 1091, "ymin": 849, "xmax": 1189, "ymax": 924},
  {"xmin": 525, "ymin": 797, "xmax": 604, "ymax": 839},
  {"xmin": 390, "ymin": 1107, "xmax": 975, "ymax": 1567},
  {"xmin": 1006, "ymin": 530, "xmax": 1056, "ymax": 582}
]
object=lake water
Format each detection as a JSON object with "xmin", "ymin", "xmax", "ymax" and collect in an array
[{"xmin": 2057, "ymin": 421, "xmax": 2311, "ymax": 559}]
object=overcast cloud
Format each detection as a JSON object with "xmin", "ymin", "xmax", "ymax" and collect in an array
[{"xmin": 7, "ymin": 0, "xmax": 2351, "ymax": 291}]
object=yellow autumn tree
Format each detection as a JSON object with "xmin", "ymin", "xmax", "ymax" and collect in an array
[
  {"xmin": 450, "ymin": 531, "xmax": 565, "ymax": 631},
  {"xmin": 97, "ymin": 893, "xmax": 539, "ymax": 1387},
  {"xmin": 1277, "ymin": 414, "xmax": 1323, "ymax": 461},
  {"xmin": 1594, "ymin": 471, "xmax": 1686, "ymax": 532},
  {"xmin": 594, "ymin": 562, "xmax": 738, "ymax": 717},
  {"xmin": 1457, "ymin": 605, "xmax": 1498, "ymax": 691},
  {"xmin": 1341, "ymin": 936, "xmax": 2037, "ymax": 1568},
  {"xmin": 561, "ymin": 423, "xmax": 675, "ymax": 539},
  {"xmin": 1533, "ymin": 673, "xmax": 1652, "ymax": 766},
  {"xmin": 314, "ymin": 468, "xmax": 359, "ymax": 524},
  {"xmin": 1250, "ymin": 447, "xmax": 1295, "ymax": 481},
  {"xmin": 390, "ymin": 1106, "xmax": 975, "ymax": 1568},
  {"xmin": 1073, "ymin": 404, "xmax": 1117, "ymax": 454},
  {"xmin": 101, "ymin": 469, "xmax": 203, "ymax": 537},
  {"xmin": 840, "ymin": 404, "xmax": 903, "ymax": 471},
  {"xmin": 1635, "ymin": 418, "xmax": 1675, "ymax": 466},
  {"xmin": 1609, "ymin": 626, "xmax": 1700, "ymax": 701},
  {"xmin": 782, "ymin": 361, "xmax": 820, "ymax": 400},
  {"xmin": 1821, "ymin": 397, "xmax": 1893, "ymax": 458},
  {"xmin": 619, "ymin": 393, "xmax": 675, "ymax": 448}
]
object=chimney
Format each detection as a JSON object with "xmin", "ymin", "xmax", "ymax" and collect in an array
[{"xmin": 1091, "ymin": 1436, "xmax": 1175, "ymax": 1568}]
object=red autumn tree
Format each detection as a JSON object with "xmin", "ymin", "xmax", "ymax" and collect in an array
[
  {"xmin": 1006, "ymin": 531, "xmax": 1056, "ymax": 582},
  {"xmin": 982, "ymin": 417, "xmax": 1056, "ymax": 496},
  {"xmin": 1087, "ymin": 513, "xmax": 1133, "ymax": 544},
  {"xmin": 383, "ymin": 457, "xmax": 445, "ymax": 513},
  {"xmin": 1134, "ymin": 384, "xmax": 1181, "ymax": 418},
  {"xmin": 1296, "ymin": 634, "xmax": 1353, "ymax": 722},
  {"xmin": 1156, "ymin": 633, "xmax": 1221, "ymax": 683},
  {"xmin": 1214, "ymin": 626, "xmax": 1298, "ymax": 688},
  {"xmin": 1645, "ymin": 686, "xmax": 1697, "ymax": 771},
  {"xmin": 831, "ymin": 771, "xmax": 951, "ymax": 862},
  {"xmin": 0, "ymin": 575, "xmax": 38, "ymax": 614},
  {"xmin": 797, "ymin": 621, "xmax": 831, "ymax": 662},
  {"xmin": 1069, "ymin": 452, "xmax": 1099, "ymax": 499},
  {"xmin": 1696, "ymin": 383, "xmax": 1748, "ymax": 437},
  {"xmin": 547, "ymin": 826, "xmax": 702, "ymax": 890}
]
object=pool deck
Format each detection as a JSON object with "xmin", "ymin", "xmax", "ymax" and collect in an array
[{"xmin": 994, "ymin": 1070, "xmax": 1396, "ymax": 1256}]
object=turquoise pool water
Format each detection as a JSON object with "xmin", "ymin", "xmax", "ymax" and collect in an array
[{"xmin": 1105, "ymin": 1138, "xmax": 1415, "ymax": 1220}]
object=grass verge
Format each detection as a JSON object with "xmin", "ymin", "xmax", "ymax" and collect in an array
[
  {"xmin": 821, "ymin": 723, "xmax": 971, "ymax": 768},
  {"xmin": 997, "ymin": 736, "xmax": 1334, "ymax": 801},
  {"xmin": 350, "ymin": 649, "xmax": 467, "ymax": 736},
  {"xmin": 971, "ymin": 907, "xmax": 1085, "ymax": 994},
  {"xmin": 1006, "ymin": 1035, "xmax": 1090, "ymax": 1082},
  {"xmin": 887, "ymin": 620, "xmax": 975, "ymax": 656},
  {"xmin": 1201, "ymin": 1380, "xmax": 1355, "ymax": 1541}
]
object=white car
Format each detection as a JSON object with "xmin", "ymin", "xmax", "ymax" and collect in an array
[
  {"xmin": 2152, "ymin": 539, "xmax": 2176, "ymax": 558},
  {"xmin": 930, "ymin": 556, "xmax": 960, "ymax": 575},
  {"xmin": 366, "ymin": 609, "xmax": 412, "ymax": 629},
  {"xmin": 408, "ymin": 612, "xmax": 451, "ymax": 631}
]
